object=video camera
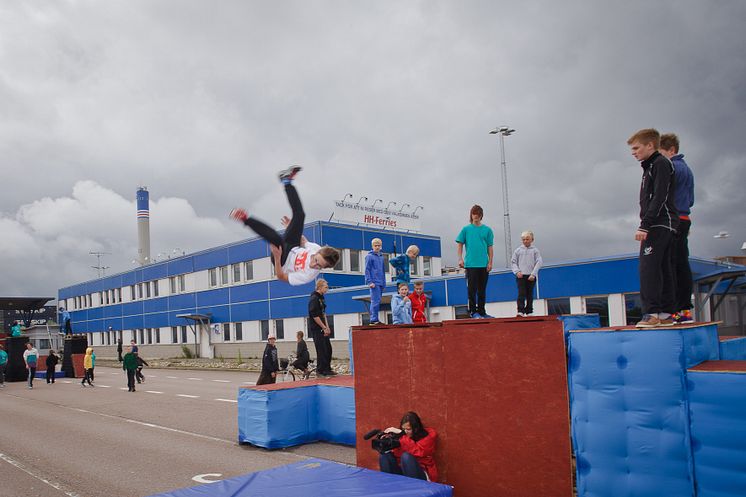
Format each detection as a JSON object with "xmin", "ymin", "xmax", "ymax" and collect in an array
[{"xmin": 364, "ymin": 428, "xmax": 402, "ymax": 454}]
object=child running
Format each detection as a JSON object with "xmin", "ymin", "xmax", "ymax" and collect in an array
[{"xmin": 230, "ymin": 167, "xmax": 340, "ymax": 286}]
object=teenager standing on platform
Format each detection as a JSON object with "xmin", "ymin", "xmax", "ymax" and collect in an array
[
  {"xmin": 365, "ymin": 238, "xmax": 386, "ymax": 325},
  {"xmin": 456, "ymin": 205, "xmax": 494, "ymax": 319},
  {"xmin": 511, "ymin": 231, "xmax": 543, "ymax": 316},
  {"xmin": 308, "ymin": 279, "xmax": 335, "ymax": 377}
]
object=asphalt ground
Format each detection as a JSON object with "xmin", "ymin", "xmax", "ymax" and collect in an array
[{"xmin": 0, "ymin": 366, "xmax": 355, "ymax": 497}]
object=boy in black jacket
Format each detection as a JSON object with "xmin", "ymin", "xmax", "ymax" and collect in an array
[
  {"xmin": 628, "ymin": 128, "xmax": 679, "ymax": 328},
  {"xmin": 292, "ymin": 331, "xmax": 311, "ymax": 377},
  {"xmin": 257, "ymin": 336, "xmax": 280, "ymax": 385},
  {"xmin": 46, "ymin": 350, "xmax": 59, "ymax": 384}
]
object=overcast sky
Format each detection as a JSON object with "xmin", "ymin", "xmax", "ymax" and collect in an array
[{"xmin": 2, "ymin": 1, "xmax": 745, "ymax": 297}]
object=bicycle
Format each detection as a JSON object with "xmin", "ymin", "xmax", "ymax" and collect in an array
[{"xmin": 280, "ymin": 354, "xmax": 316, "ymax": 381}]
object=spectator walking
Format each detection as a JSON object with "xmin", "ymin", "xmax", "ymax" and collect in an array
[
  {"xmin": 256, "ymin": 335, "xmax": 280, "ymax": 385},
  {"xmin": 23, "ymin": 342, "xmax": 39, "ymax": 389},
  {"xmin": 46, "ymin": 350, "xmax": 59, "ymax": 384},
  {"xmin": 136, "ymin": 355, "xmax": 149, "ymax": 383},
  {"xmin": 511, "ymin": 231, "xmax": 543, "ymax": 316},
  {"xmin": 456, "ymin": 205, "xmax": 494, "ymax": 318},
  {"xmin": 81, "ymin": 347, "xmax": 94, "ymax": 387}
]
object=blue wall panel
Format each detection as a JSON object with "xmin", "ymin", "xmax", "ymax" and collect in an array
[
  {"xmin": 168, "ymin": 257, "xmax": 194, "ymax": 276},
  {"xmin": 228, "ymin": 239, "xmax": 267, "ymax": 264},
  {"xmin": 168, "ymin": 311, "xmax": 198, "ymax": 326},
  {"xmin": 122, "ymin": 271, "xmax": 140, "ymax": 286},
  {"xmin": 688, "ymin": 370, "xmax": 746, "ymax": 497},
  {"xmin": 719, "ymin": 337, "xmax": 746, "ymax": 360},
  {"xmin": 196, "ymin": 288, "xmax": 230, "ymax": 307},
  {"xmin": 143, "ymin": 312, "xmax": 169, "ymax": 328},
  {"xmin": 142, "ymin": 263, "xmax": 169, "ymax": 280},
  {"xmin": 231, "ymin": 301, "xmax": 270, "ymax": 322},
  {"xmin": 540, "ymin": 259, "xmax": 640, "ymax": 299},
  {"xmin": 104, "ymin": 318, "xmax": 123, "ymax": 331},
  {"xmin": 193, "ymin": 248, "xmax": 230, "ymax": 272},
  {"xmin": 143, "ymin": 298, "xmax": 168, "ymax": 314},
  {"xmin": 103, "ymin": 304, "xmax": 123, "ymax": 318},
  {"xmin": 122, "ymin": 301, "xmax": 144, "ymax": 316},
  {"xmin": 269, "ymin": 280, "xmax": 315, "ymax": 299},
  {"xmin": 195, "ymin": 304, "xmax": 230, "ymax": 322},
  {"xmin": 322, "ymin": 273, "xmax": 365, "ymax": 288},
  {"xmin": 269, "ymin": 297, "xmax": 310, "ymax": 320},
  {"xmin": 169, "ymin": 293, "xmax": 196, "ymax": 311},
  {"xmin": 230, "ymin": 283, "xmax": 269, "ymax": 303},
  {"xmin": 401, "ymin": 235, "xmax": 441, "ymax": 257},
  {"xmin": 87, "ymin": 307, "xmax": 104, "ymax": 320},
  {"xmin": 123, "ymin": 315, "xmax": 144, "ymax": 330},
  {"xmin": 320, "ymin": 225, "xmax": 365, "ymax": 250}
]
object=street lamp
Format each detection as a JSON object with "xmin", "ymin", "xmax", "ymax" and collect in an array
[{"xmin": 489, "ymin": 126, "xmax": 516, "ymax": 267}]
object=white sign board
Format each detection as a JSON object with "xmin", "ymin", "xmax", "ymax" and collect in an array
[{"xmin": 333, "ymin": 201, "xmax": 421, "ymax": 232}]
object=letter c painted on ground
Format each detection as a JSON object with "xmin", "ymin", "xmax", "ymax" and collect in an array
[{"xmin": 192, "ymin": 473, "xmax": 222, "ymax": 484}]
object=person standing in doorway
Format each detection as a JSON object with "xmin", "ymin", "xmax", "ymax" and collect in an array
[
  {"xmin": 456, "ymin": 205, "xmax": 494, "ymax": 319},
  {"xmin": 660, "ymin": 133, "xmax": 695, "ymax": 324},
  {"xmin": 308, "ymin": 279, "xmax": 335, "ymax": 377},
  {"xmin": 23, "ymin": 342, "xmax": 39, "ymax": 389}
]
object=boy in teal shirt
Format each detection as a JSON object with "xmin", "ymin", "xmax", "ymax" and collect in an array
[
  {"xmin": 0, "ymin": 344, "xmax": 7, "ymax": 387},
  {"xmin": 456, "ymin": 205, "xmax": 494, "ymax": 319}
]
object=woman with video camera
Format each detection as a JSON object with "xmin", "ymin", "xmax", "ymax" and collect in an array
[{"xmin": 379, "ymin": 411, "xmax": 438, "ymax": 482}]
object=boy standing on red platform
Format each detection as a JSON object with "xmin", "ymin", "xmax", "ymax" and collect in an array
[{"xmin": 409, "ymin": 281, "xmax": 428, "ymax": 323}]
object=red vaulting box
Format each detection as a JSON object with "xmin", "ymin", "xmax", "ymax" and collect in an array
[
  {"xmin": 352, "ymin": 316, "xmax": 573, "ymax": 497},
  {"xmin": 71, "ymin": 354, "xmax": 86, "ymax": 378}
]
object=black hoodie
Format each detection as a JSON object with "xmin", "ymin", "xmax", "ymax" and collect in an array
[{"xmin": 639, "ymin": 151, "xmax": 679, "ymax": 233}]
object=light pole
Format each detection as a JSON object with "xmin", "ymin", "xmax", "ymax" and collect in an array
[{"xmin": 489, "ymin": 126, "xmax": 516, "ymax": 267}]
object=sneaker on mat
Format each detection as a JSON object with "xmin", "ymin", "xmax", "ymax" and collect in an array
[
  {"xmin": 479, "ymin": 313, "xmax": 494, "ymax": 319},
  {"xmin": 278, "ymin": 166, "xmax": 302, "ymax": 182},
  {"xmin": 636, "ymin": 314, "xmax": 661, "ymax": 328},
  {"xmin": 657, "ymin": 315, "xmax": 675, "ymax": 327},
  {"xmin": 676, "ymin": 310, "xmax": 694, "ymax": 323},
  {"xmin": 470, "ymin": 312, "xmax": 483, "ymax": 319}
]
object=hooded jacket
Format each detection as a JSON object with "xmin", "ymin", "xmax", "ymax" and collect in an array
[
  {"xmin": 392, "ymin": 293, "xmax": 413, "ymax": 324},
  {"xmin": 83, "ymin": 348, "xmax": 94, "ymax": 369},
  {"xmin": 364, "ymin": 250, "xmax": 386, "ymax": 286},
  {"xmin": 671, "ymin": 153, "xmax": 694, "ymax": 217}
]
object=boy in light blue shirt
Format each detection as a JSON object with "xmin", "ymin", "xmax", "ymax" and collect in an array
[
  {"xmin": 456, "ymin": 205, "xmax": 494, "ymax": 318},
  {"xmin": 392, "ymin": 283, "xmax": 413, "ymax": 325}
]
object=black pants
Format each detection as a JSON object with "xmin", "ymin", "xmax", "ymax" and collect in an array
[
  {"xmin": 516, "ymin": 275, "xmax": 537, "ymax": 314},
  {"xmin": 312, "ymin": 331, "xmax": 333, "ymax": 374},
  {"xmin": 672, "ymin": 219, "xmax": 693, "ymax": 311},
  {"xmin": 256, "ymin": 371, "xmax": 277, "ymax": 385},
  {"xmin": 117, "ymin": 350, "xmax": 123, "ymax": 362},
  {"xmin": 136, "ymin": 367, "xmax": 144, "ymax": 383},
  {"xmin": 126, "ymin": 369, "xmax": 136, "ymax": 391},
  {"xmin": 465, "ymin": 267, "xmax": 489, "ymax": 315},
  {"xmin": 46, "ymin": 367, "xmax": 56, "ymax": 383},
  {"xmin": 639, "ymin": 227, "xmax": 675, "ymax": 315},
  {"xmin": 82, "ymin": 368, "xmax": 93, "ymax": 385},
  {"xmin": 243, "ymin": 184, "xmax": 305, "ymax": 266}
]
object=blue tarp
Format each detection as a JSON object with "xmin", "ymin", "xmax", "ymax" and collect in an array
[
  {"xmin": 688, "ymin": 369, "xmax": 746, "ymax": 497},
  {"xmin": 238, "ymin": 384, "xmax": 355, "ymax": 448},
  {"xmin": 567, "ymin": 324, "xmax": 719, "ymax": 497},
  {"xmin": 147, "ymin": 458, "xmax": 453, "ymax": 497}
]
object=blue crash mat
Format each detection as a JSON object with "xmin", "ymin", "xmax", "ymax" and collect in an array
[{"xmin": 147, "ymin": 458, "xmax": 453, "ymax": 497}]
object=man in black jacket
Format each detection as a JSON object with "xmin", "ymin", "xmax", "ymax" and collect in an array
[
  {"xmin": 257, "ymin": 336, "xmax": 280, "ymax": 385},
  {"xmin": 292, "ymin": 331, "xmax": 311, "ymax": 375},
  {"xmin": 628, "ymin": 128, "xmax": 679, "ymax": 328},
  {"xmin": 308, "ymin": 279, "xmax": 335, "ymax": 376}
]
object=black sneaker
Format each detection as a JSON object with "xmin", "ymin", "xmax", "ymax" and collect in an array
[{"xmin": 278, "ymin": 165, "xmax": 302, "ymax": 183}]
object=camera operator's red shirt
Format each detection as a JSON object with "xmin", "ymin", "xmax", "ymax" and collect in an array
[{"xmin": 394, "ymin": 427, "xmax": 438, "ymax": 482}]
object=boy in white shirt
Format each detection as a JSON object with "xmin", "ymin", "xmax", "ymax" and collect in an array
[{"xmin": 230, "ymin": 167, "xmax": 340, "ymax": 286}]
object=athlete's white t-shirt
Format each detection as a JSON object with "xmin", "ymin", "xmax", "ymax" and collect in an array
[{"xmin": 283, "ymin": 243, "xmax": 322, "ymax": 286}]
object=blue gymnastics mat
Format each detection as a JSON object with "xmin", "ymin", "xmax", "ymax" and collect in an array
[{"xmin": 147, "ymin": 458, "xmax": 453, "ymax": 497}]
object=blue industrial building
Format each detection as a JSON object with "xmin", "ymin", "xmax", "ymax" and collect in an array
[{"xmin": 58, "ymin": 220, "xmax": 745, "ymax": 359}]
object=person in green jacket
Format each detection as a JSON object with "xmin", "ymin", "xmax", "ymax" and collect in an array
[
  {"xmin": 11, "ymin": 321, "xmax": 22, "ymax": 337},
  {"xmin": 0, "ymin": 344, "xmax": 8, "ymax": 387},
  {"xmin": 122, "ymin": 347, "xmax": 138, "ymax": 392}
]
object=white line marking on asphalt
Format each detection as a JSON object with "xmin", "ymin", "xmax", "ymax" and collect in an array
[
  {"xmin": 215, "ymin": 398, "xmax": 237, "ymax": 403},
  {"xmin": 97, "ymin": 385, "xmax": 111, "ymax": 388},
  {"xmin": 0, "ymin": 452, "xmax": 82, "ymax": 497},
  {"xmin": 119, "ymin": 387, "xmax": 129, "ymax": 390},
  {"xmin": 187, "ymin": 377, "xmax": 203, "ymax": 381},
  {"xmin": 145, "ymin": 391, "xmax": 164, "ymax": 394},
  {"xmin": 212, "ymin": 380, "xmax": 231, "ymax": 383},
  {"xmin": 166, "ymin": 376, "xmax": 178, "ymax": 379},
  {"xmin": 192, "ymin": 473, "xmax": 223, "ymax": 483},
  {"xmin": 177, "ymin": 394, "xmax": 200, "ymax": 398},
  {"xmin": 110, "ymin": 372, "xmax": 119, "ymax": 375}
]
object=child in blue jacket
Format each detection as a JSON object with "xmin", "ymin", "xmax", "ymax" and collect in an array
[
  {"xmin": 392, "ymin": 283, "xmax": 413, "ymax": 325},
  {"xmin": 389, "ymin": 245, "xmax": 419, "ymax": 285},
  {"xmin": 365, "ymin": 238, "xmax": 386, "ymax": 325}
]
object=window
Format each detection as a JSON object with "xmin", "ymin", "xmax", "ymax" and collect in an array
[
  {"xmin": 153, "ymin": 281, "xmax": 159, "ymax": 297},
  {"xmin": 170, "ymin": 277, "xmax": 177, "ymax": 294},
  {"xmin": 235, "ymin": 322, "xmax": 243, "ymax": 341},
  {"xmin": 624, "ymin": 293, "xmax": 643, "ymax": 326},
  {"xmin": 145, "ymin": 282, "xmax": 151, "ymax": 298},
  {"xmin": 117, "ymin": 288, "xmax": 122, "ymax": 302},
  {"xmin": 275, "ymin": 319, "xmax": 285, "ymax": 339},
  {"xmin": 138, "ymin": 329, "xmax": 144, "ymax": 344},
  {"xmin": 171, "ymin": 326, "xmax": 178, "ymax": 343},
  {"xmin": 410, "ymin": 259, "xmax": 418, "ymax": 276},
  {"xmin": 39, "ymin": 339, "xmax": 50, "ymax": 349},
  {"xmin": 220, "ymin": 266, "xmax": 229, "ymax": 285},
  {"xmin": 223, "ymin": 323, "xmax": 231, "ymax": 342},
  {"xmin": 130, "ymin": 285, "xmax": 136, "ymax": 300},
  {"xmin": 585, "ymin": 296, "xmax": 610, "ymax": 327},
  {"xmin": 209, "ymin": 268, "xmax": 217, "ymax": 287},
  {"xmin": 244, "ymin": 261, "xmax": 253, "ymax": 280},
  {"xmin": 423, "ymin": 257, "xmax": 432, "ymax": 276},
  {"xmin": 147, "ymin": 328, "xmax": 153, "ymax": 344},
  {"xmin": 350, "ymin": 250, "xmax": 361, "ymax": 272},
  {"xmin": 154, "ymin": 329, "xmax": 160, "ymax": 344},
  {"xmin": 383, "ymin": 254, "xmax": 391, "ymax": 274},
  {"xmin": 260, "ymin": 320, "xmax": 270, "ymax": 341},
  {"xmin": 232, "ymin": 263, "xmax": 241, "ymax": 283},
  {"xmin": 137, "ymin": 283, "xmax": 143, "ymax": 299},
  {"xmin": 181, "ymin": 326, "xmax": 188, "ymax": 344},
  {"xmin": 333, "ymin": 254, "xmax": 343, "ymax": 271},
  {"xmin": 327, "ymin": 315, "xmax": 335, "ymax": 339},
  {"xmin": 178, "ymin": 275, "xmax": 185, "ymax": 292},
  {"xmin": 547, "ymin": 297, "xmax": 571, "ymax": 316}
]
